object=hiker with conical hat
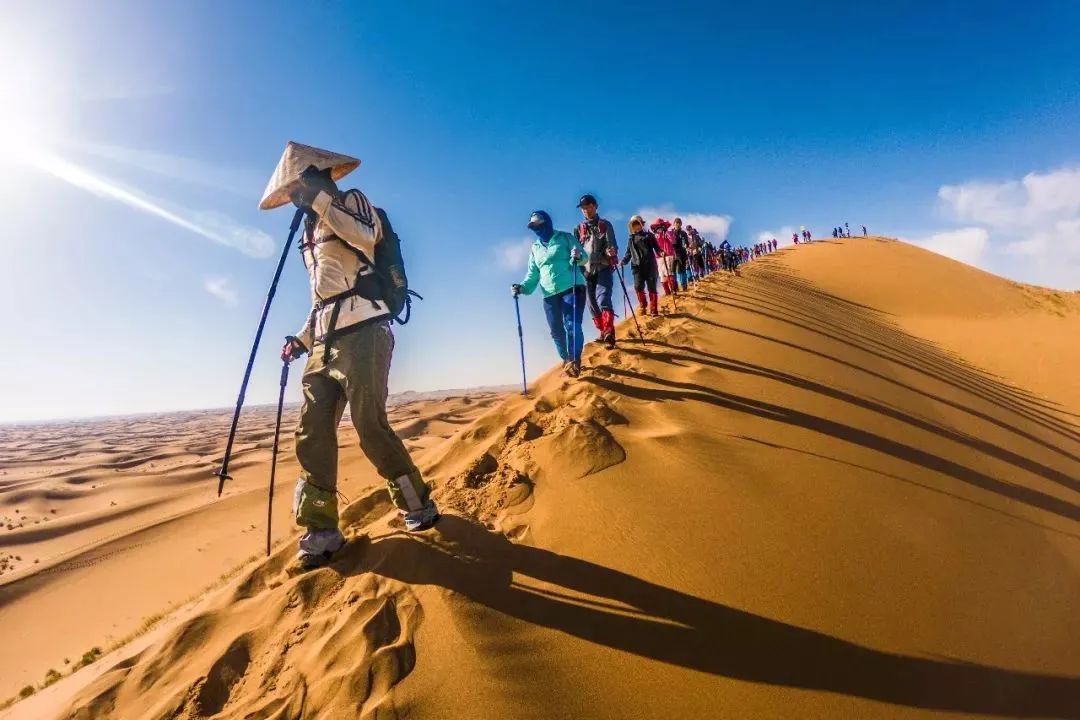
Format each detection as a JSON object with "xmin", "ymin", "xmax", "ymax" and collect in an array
[
  {"xmin": 621, "ymin": 214, "xmax": 661, "ymax": 317},
  {"xmin": 512, "ymin": 210, "xmax": 588, "ymax": 377},
  {"xmin": 261, "ymin": 141, "xmax": 438, "ymax": 569},
  {"xmin": 575, "ymin": 194, "xmax": 619, "ymax": 348},
  {"xmin": 651, "ymin": 218, "xmax": 677, "ymax": 296}
]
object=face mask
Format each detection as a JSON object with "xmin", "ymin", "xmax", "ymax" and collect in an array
[{"xmin": 531, "ymin": 222, "xmax": 554, "ymax": 242}]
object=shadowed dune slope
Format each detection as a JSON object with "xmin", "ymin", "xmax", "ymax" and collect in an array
[{"xmin": 47, "ymin": 238, "xmax": 1080, "ymax": 719}]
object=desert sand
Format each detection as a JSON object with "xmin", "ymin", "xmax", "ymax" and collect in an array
[
  {"xmin": 0, "ymin": 390, "xmax": 509, "ymax": 705},
  {"xmin": 4, "ymin": 237, "xmax": 1080, "ymax": 719}
]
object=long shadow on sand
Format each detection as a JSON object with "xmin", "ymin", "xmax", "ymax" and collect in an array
[
  {"xmin": 354, "ymin": 516, "xmax": 1080, "ymax": 718},
  {"xmin": 713, "ymin": 266, "xmax": 1080, "ymax": 436},
  {"xmin": 584, "ymin": 369, "xmax": 1080, "ymax": 523},
  {"xmin": 619, "ymin": 340, "xmax": 1080, "ymax": 488}
]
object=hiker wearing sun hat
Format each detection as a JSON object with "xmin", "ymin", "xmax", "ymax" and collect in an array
[
  {"xmin": 259, "ymin": 141, "xmax": 438, "ymax": 569},
  {"xmin": 512, "ymin": 210, "xmax": 589, "ymax": 377},
  {"xmin": 622, "ymin": 214, "xmax": 661, "ymax": 316}
]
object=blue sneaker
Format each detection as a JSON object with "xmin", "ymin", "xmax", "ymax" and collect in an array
[
  {"xmin": 297, "ymin": 527, "xmax": 345, "ymax": 569},
  {"xmin": 402, "ymin": 500, "xmax": 440, "ymax": 532}
]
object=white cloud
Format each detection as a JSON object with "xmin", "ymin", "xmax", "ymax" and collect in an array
[
  {"xmin": 939, "ymin": 168, "xmax": 1080, "ymax": 231},
  {"xmin": 756, "ymin": 226, "xmax": 796, "ymax": 245},
  {"xmin": 495, "ymin": 237, "xmax": 534, "ymax": 271},
  {"xmin": 932, "ymin": 166, "xmax": 1080, "ymax": 287},
  {"xmin": 203, "ymin": 276, "xmax": 239, "ymax": 306},
  {"xmin": 638, "ymin": 205, "xmax": 733, "ymax": 243},
  {"xmin": 905, "ymin": 227, "xmax": 990, "ymax": 266}
]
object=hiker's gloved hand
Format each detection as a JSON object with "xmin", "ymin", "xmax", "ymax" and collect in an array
[
  {"xmin": 570, "ymin": 247, "xmax": 581, "ymax": 261},
  {"xmin": 511, "ymin": 284, "xmax": 522, "ymax": 298},
  {"xmin": 291, "ymin": 166, "xmax": 332, "ymax": 209},
  {"xmin": 281, "ymin": 336, "xmax": 307, "ymax": 362},
  {"xmin": 290, "ymin": 183, "xmax": 320, "ymax": 210}
]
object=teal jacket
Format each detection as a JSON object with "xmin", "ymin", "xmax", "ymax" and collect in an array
[{"xmin": 519, "ymin": 230, "xmax": 588, "ymax": 298}]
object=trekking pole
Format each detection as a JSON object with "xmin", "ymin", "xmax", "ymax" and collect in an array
[
  {"xmin": 513, "ymin": 294, "xmax": 527, "ymax": 395},
  {"xmin": 570, "ymin": 260, "xmax": 579, "ymax": 361},
  {"xmin": 266, "ymin": 358, "xmax": 290, "ymax": 557},
  {"xmin": 216, "ymin": 207, "xmax": 306, "ymax": 497},
  {"xmin": 615, "ymin": 264, "xmax": 647, "ymax": 346}
]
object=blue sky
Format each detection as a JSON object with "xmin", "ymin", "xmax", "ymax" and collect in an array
[{"xmin": 1, "ymin": 0, "xmax": 1078, "ymax": 422}]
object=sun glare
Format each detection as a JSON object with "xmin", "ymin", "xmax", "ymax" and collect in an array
[{"xmin": 0, "ymin": 32, "xmax": 65, "ymax": 170}]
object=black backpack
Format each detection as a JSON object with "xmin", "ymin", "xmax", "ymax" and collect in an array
[
  {"xmin": 372, "ymin": 206, "xmax": 421, "ymax": 324},
  {"xmin": 331, "ymin": 191, "xmax": 421, "ymax": 325}
]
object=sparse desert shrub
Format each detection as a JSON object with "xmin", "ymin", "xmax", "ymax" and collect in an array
[
  {"xmin": 74, "ymin": 647, "xmax": 102, "ymax": 670},
  {"xmin": 18, "ymin": 685, "xmax": 34, "ymax": 698}
]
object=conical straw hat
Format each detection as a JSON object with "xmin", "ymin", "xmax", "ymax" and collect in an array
[{"xmin": 258, "ymin": 141, "xmax": 360, "ymax": 210}]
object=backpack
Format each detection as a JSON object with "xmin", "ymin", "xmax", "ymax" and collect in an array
[
  {"xmin": 577, "ymin": 218, "xmax": 611, "ymax": 253},
  {"xmin": 333, "ymin": 191, "xmax": 422, "ymax": 325}
]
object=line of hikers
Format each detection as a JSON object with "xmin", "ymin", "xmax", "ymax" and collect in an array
[
  {"xmin": 831, "ymin": 223, "xmax": 868, "ymax": 238},
  {"xmin": 511, "ymin": 194, "xmax": 782, "ymax": 379},
  {"xmin": 256, "ymin": 142, "xmax": 832, "ymax": 569}
]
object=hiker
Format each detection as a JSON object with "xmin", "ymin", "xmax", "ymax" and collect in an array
[
  {"xmin": 862, "ymin": 225, "xmax": 867, "ymax": 237},
  {"xmin": 622, "ymin": 214, "xmax": 661, "ymax": 316},
  {"xmin": 686, "ymin": 225, "xmax": 705, "ymax": 280},
  {"xmin": 512, "ymin": 210, "xmax": 588, "ymax": 377},
  {"xmin": 652, "ymin": 218, "xmax": 677, "ymax": 296},
  {"xmin": 270, "ymin": 149, "xmax": 438, "ymax": 569},
  {"xmin": 683, "ymin": 225, "xmax": 697, "ymax": 281},
  {"xmin": 671, "ymin": 217, "xmax": 690, "ymax": 291},
  {"xmin": 575, "ymin": 194, "xmax": 619, "ymax": 347},
  {"xmin": 693, "ymin": 229, "xmax": 708, "ymax": 277},
  {"xmin": 718, "ymin": 240, "xmax": 732, "ymax": 272}
]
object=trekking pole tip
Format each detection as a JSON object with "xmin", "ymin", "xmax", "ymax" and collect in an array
[{"xmin": 215, "ymin": 470, "xmax": 232, "ymax": 496}]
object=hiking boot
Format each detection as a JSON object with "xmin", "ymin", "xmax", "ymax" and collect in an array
[
  {"xmin": 402, "ymin": 499, "xmax": 440, "ymax": 532},
  {"xmin": 603, "ymin": 331, "xmax": 616, "ymax": 348},
  {"xmin": 297, "ymin": 527, "xmax": 346, "ymax": 570},
  {"xmin": 565, "ymin": 362, "xmax": 581, "ymax": 378}
]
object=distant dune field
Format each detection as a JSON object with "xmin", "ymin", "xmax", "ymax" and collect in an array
[
  {"xmin": 4, "ymin": 237, "xmax": 1079, "ymax": 719},
  {"xmin": 0, "ymin": 391, "xmax": 509, "ymax": 705}
]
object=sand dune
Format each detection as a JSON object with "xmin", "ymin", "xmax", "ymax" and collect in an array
[
  {"xmin": 0, "ymin": 392, "xmax": 507, "ymax": 705},
  {"xmin": 5, "ymin": 237, "xmax": 1080, "ymax": 719}
]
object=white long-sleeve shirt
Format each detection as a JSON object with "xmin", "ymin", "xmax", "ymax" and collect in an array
[{"xmin": 294, "ymin": 188, "xmax": 389, "ymax": 349}]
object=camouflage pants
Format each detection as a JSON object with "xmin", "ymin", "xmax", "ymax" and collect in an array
[{"xmin": 293, "ymin": 322, "xmax": 431, "ymax": 530}]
